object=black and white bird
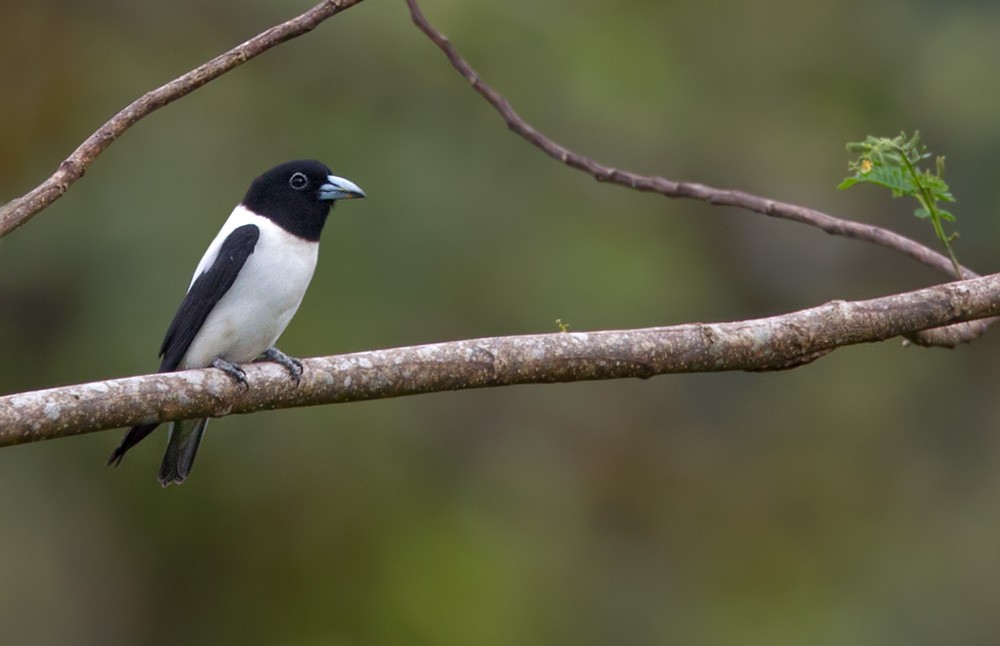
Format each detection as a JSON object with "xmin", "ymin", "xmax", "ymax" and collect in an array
[{"xmin": 109, "ymin": 160, "xmax": 365, "ymax": 486}]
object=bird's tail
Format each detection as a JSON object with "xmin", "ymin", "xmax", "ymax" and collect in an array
[{"xmin": 158, "ymin": 418, "xmax": 209, "ymax": 487}]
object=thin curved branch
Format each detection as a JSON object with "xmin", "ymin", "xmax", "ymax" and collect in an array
[
  {"xmin": 0, "ymin": 0, "xmax": 364, "ymax": 237},
  {"xmin": 403, "ymin": 0, "xmax": 971, "ymax": 279},
  {"xmin": 404, "ymin": 0, "xmax": 991, "ymax": 347},
  {"xmin": 4, "ymin": 273, "xmax": 1000, "ymax": 446}
]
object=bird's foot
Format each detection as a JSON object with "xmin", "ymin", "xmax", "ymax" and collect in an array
[
  {"xmin": 260, "ymin": 347, "xmax": 304, "ymax": 384},
  {"xmin": 212, "ymin": 357, "xmax": 248, "ymax": 389}
]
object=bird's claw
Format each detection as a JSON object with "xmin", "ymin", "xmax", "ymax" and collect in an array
[
  {"xmin": 261, "ymin": 347, "xmax": 304, "ymax": 385},
  {"xmin": 212, "ymin": 357, "xmax": 249, "ymax": 389}
]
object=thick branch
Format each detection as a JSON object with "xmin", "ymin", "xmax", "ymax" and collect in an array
[
  {"xmin": 0, "ymin": 0, "xmax": 364, "ymax": 237},
  {"xmin": 4, "ymin": 273, "xmax": 1000, "ymax": 446},
  {"xmin": 404, "ymin": 0, "xmax": 990, "ymax": 347}
]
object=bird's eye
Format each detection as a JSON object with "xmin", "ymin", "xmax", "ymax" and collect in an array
[{"xmin": 289, "ymin": 172, "xmax": 309, "ymax": 190}]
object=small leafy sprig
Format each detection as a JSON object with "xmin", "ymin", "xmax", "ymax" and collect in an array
[{"xmin": 838, "ymin": 131, "xmax": 962, "ymax": 279}]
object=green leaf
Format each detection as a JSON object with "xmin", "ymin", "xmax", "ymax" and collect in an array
[{"xmin": 839, "ymin": 130, "xmax": 963, "ymax": 279}]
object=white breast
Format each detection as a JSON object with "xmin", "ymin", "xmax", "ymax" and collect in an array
[{"xmin": 179, "ymin": 205, "xmax": 319, "ymax": 369}]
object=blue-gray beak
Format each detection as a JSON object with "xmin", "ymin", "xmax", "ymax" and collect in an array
[{"xmin": 319, "ymin": 175, "xmax": 366, "ymax": 201}]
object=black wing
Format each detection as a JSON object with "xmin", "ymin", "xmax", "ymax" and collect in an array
[
  {"xmin": 158, "ymin": 223, "xmax": 260, "ymax": 372},
  {"xmin": 109, "ymin": 224, "xmax": 260, "ymax": 467},
  {"xmin": 108, "ymin": 224, "xmax": 259, "ymax": 466}
]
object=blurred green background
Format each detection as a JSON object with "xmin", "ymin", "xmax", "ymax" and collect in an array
[{"xmin": 3, "ymin": 0, "xmax": 1000, "ymax": 644}]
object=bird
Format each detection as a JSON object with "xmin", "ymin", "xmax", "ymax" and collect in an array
[{"xmin": 108, "ymin": 159, "xmax": 365, "ymax": 486}]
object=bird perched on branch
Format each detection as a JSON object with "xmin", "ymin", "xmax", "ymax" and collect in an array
[{"xmin": 108, "ymin": 160, "xmax": 365, "ymax": 486}]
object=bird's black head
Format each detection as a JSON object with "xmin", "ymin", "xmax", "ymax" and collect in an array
[{"xmin": 241, "ymin": 159, "xmax": 365, "ymax": 241}]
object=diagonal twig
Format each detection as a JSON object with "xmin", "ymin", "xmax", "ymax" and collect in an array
[
  {"xmin": 403, "ymin": 0, "xmax": 971, "ymax": 280},
  {"xmin": 403, "ymin": 0, "xmax": 991, "ymax": 347},
  {"xmin": 0, "ymin": 0, "xmax": 365, "ymax": 237}
]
